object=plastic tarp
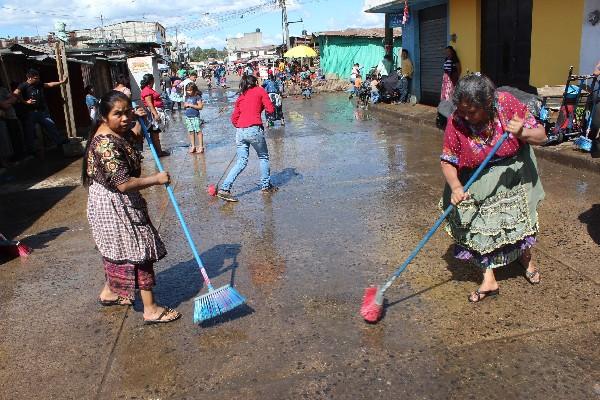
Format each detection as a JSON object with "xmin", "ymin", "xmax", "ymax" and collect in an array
[{"xmin": 317, "ymin": 36, "xmax": 402, "ymax": 80}]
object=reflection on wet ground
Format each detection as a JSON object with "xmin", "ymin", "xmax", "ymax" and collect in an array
[{"xmin": 0, "ymin": 89, "xmax": 599, "ymax": 399}]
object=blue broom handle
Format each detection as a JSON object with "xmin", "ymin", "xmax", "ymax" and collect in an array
[
  {"xmin": 138, "ymin": 118, "xmax": 214, "ymax": 291},
  {"xmin": 381, "ymin": 132, "xmax": 510, "ymax": 293}
]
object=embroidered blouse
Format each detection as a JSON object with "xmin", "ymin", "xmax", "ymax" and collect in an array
[
  {"xmin": 87, "ymin": 133, "xmax": 142, "ymax": 190},
  {"xmin": 440, "ymin": 92, "xmax": 539, "ymax": 170}
]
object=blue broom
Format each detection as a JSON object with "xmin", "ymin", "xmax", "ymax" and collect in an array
[{"xmin": 138, "ymin": 118, "xmax": 246, "ymax": 324}]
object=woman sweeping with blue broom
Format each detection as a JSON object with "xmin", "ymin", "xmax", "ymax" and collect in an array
[
  {"xmin": 84, "ymin": 91, "xmax": 181, "ymax": 324},
  {"xmin": 440, "ymin": 73, "xmax": 547, "ymax": 302}
]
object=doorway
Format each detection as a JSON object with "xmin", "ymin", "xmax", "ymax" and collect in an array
[
  {"xmin": 419, "ymin": 4, "xmax": 448, "ymax": 106},
  {"xmin": 481, "ymin": 0, "xmax": 533, "ymax": 91}
]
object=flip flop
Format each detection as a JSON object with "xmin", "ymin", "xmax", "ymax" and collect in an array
[
  {"xmin": 99, "ymin": 296, "xmax": 132, "ymax": 306},
  {"xmin": 144, "ymin": 307, "xmax": 182, "ymax": 325},
  {"xmin": 468, "ymin": 288, "xmax": 499, "ymax": 303}
]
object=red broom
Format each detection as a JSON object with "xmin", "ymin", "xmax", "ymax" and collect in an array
[
  {"xmin": 207, "ymin": 152, "xmax": 237, "ymax": 197},
  {"xmin": 0, "ymin": 233, "xmax": 32, "ymax": 258},
  {"xmin": 361, "ymin": 131, "xmax": 512, "ymax": 323}
]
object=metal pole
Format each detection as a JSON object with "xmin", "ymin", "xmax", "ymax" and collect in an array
[{"xmin": 280, "ymin": 0, "xmax": 290, "ymax": 48}]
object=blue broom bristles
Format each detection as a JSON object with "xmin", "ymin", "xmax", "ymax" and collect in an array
[
  {"xmin": 574, "ymin": 136, "xmax": 593, "ymax": 152},
  {"xmin": 193, "ymin": 284, "xmax": 246, "ymax": 324}
]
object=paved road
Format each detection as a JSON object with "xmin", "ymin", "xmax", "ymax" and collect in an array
[{"xmin": 0, "ymin": 89, "xmax": 599, "ymax": 399}]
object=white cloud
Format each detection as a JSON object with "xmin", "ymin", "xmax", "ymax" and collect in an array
[{"xmin": 0, "ymin": 0, "xmax": 277, "ymax": 36}]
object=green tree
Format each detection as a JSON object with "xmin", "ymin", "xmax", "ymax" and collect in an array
[{"xmin": 190, "ymin": 47, "xmax": 228, "ymax": 62}]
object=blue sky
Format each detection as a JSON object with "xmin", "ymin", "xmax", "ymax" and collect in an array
[{"xmin": 0, "ymin": 0, "xmax": 388, "ymax": 48}]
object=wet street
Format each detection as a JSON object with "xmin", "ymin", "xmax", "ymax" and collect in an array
[{"xmin": 1, "ymin": 88, "xmax": 599, "ymax": 399}]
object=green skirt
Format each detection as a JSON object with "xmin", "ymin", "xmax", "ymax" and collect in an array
[{"xmin": 441, "ymin": 144, "xmax": 545, "ymax": 269}]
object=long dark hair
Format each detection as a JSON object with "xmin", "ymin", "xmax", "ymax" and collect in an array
[
  {"xmin": 81, "ymin": 90, "xmax": 131, "ymax": 186},
  {"xmin": 446, "ymin": 45, "xmax": 460, "ymax": 64},
  {"xmin": 140, "ymin": 73, "xmax": 154, "ymax": 89},
  {"xmin": 452, "ymin": 73, "xmax": 497, "ymax": 122},
  {"xmin": 239, "ymin": 74, "xmax": 258, "ymax": 94},
  {"xmin": 115, "ymin": 73, "xmax": 129, "ymax": 87}
]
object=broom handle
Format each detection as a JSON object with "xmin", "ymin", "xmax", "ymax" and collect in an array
[
  {"xmin": 139, "ymin": 118, "xmax": 215, "ymax": 291},
  {"xmin": 381, "ymin": 132, "xmax": 510, "ymax": 294}
]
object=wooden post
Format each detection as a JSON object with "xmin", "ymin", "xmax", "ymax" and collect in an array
[
  {"xmin": 0, "ymin": 53, "xmax": 9, "ymax": 89},
  {"xmin": 55, "ymin": 41, "xmax": 77, "ymax": 138}
]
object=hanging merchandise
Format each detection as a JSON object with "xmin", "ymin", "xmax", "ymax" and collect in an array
[{"xmin": 402, "ymin": 0, "xmax": 410, "ymax": 25}]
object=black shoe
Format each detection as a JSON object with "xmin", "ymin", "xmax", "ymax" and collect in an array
[
  {"xmin": 261, "ymin": 184, "xmax": 279, "ymax": 194},
  {"xmin": 217, "ymin": 189, "xmax": 239, "ymax": 202}
]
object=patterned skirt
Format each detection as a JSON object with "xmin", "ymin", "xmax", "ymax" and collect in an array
[
  {"xmin": 87, "ymin": 183, "xmax": 167, "ymax": 265},
  {"xmin": 440, "ymin": 73, "xmax": 456, "ymax": 101},
  {"xmin": 103, "ymin": 259, "xmax": 155, "ymax": 300},
  {"xmin": 441, "ymin": 145, "xmax": 545, "ymax": 269}
]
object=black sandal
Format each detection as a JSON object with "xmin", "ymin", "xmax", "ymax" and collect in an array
[
  {"xmin": 144, "ymin": 307, "xmax": 182, "ymax": 325},
  {"xmin": 99, "ymin": 295, "xmax": 132, "ymax": 307},
  {"xmin": 468, "ymin": 288, "xmax": 499, "ymax": 303}
]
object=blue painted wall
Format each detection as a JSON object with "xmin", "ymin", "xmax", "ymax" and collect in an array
[{"xmin": 388, "ymin": 0, "xmax": 449, "ymax": 102}]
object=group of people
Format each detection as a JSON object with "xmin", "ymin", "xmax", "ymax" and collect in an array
[
  {"xmin": 350, "ymin": 45, "xmax": 461, "ymax": 106},
  {"xmin": 12, "ymin": 50, "xmax": 597, "ymax": 325}
]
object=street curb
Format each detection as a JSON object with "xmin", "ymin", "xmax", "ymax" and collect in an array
[{"xmin": 370, "ymin": 103, "xmax": 600, "ymax": 175}]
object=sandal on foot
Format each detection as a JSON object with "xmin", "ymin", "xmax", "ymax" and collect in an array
[
  {"xmin": 144, "ymin": 307, "xmax": 182, "ymax": 324},
  {"xmin": 99, "ymin": 295, "xmax": 132, "ymax": 306},
  {"xmin": 188, "ymin": 146, "xmax": 195, "ymax": 154},
  {"xmin": 468, "ymin": 288, "xmax": 499, "ymax": 303},
  {"xmin": 524, "ymin": 269, "xmax": 541, "ymax": 285},
  {"xmin": 519, "ymin": 257, "xmax": 541, "ymax": 285}
]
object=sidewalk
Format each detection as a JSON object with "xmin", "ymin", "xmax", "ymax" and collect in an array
[{"xmin": 371, "ymin": 102, "xmax": 600, "ymax": 174}]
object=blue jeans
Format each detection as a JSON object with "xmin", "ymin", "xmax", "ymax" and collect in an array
[
  {"xmin": 371, "ymin": 90, "xmax": 380, "ymax": 103},
  {"xmin": 399, "ymin": 77, "xmax": 411, "ymax": 103},
  {"xmin": 221, "ymin": 125, "xmax": 271, "ymax": 191},
  {"xmin": 23, "ymin": 110, "xmax": 65, "ymax": 153}
]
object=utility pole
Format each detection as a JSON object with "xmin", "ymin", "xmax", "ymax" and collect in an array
[
  {"xmin": 100, "ymin": 14, "xmax": 105, "ymax": 41},
  {"xmin": 175, "ymin": 27, "xmax": 179, "ymax": 63},
  {"xmin": 280, "ymin": 0, "xmax": 290, "ymax": 48}
]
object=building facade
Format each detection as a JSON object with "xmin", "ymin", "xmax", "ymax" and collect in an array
[
  {"xmin": 226, "ymin": 30, "xmax": 264, "ymax": 61},
  {"xmin": 367, "ymin": 0, "xmax": 600, "ymax": 104},
  {"xmin": 72, "ymin": 21, "xmax": 167, "ymax": 50}
]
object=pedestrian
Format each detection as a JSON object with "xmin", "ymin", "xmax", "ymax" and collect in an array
[
  {"xmin": 140, "ymin": 73, "xmax": 169, "ymax": 156},
  {"xmin": 0, "ymin": 85, "xmax": 25, "ymax": 161},
  {"xmin": 13, "ymin": 68, "xmax": 69, "ymax": 155},
  {"xmin": 169, "ymin": 78, "xmax": 184, "ymax": 111},
  {"xmin": 217, "ymin": 74, "xmax": 277, "ymax": 202},
  {"xmin": 370, "ymin": 74, "xmax": 380, "ymax": 104},
  {"xmin": 83, "ymin": 90, "xmax": 181, "ymax": 324},
  {"xmin": 85, "ymin": 85, "xmax": 98, "ymax": 121},
  {"xmin": 113, "ymin": 74, "xmax": 132, "ymax": 98},
  {"xmin": 183, "ymin": 83, "xmax": 204, "ymax": 153},
  {"xmin": 440, "ymin": 73, "xmax": 547, "ymax": 303},
  {"xmin": 180, "ymin": 71, "xmax": 198, "ymax": 92},
  {"xmin": 441, "ymin": 45, "xmax": 461, "ymax": 101},
  {"xmin": 262, "ymin": 73, "xmax": 285, "ymax": 127},
  {"xmin": 376, "ymin": 54, "xmax": 394, "ymax": 77},
  {"xmin": 301, "ymin": 76, "xmax": 312, "ymax": 100},
  {"xmin": 399, "ymin": 49, "xmax": 413, "ymax": 103}
]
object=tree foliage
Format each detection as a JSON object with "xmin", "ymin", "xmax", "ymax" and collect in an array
[{"xmin": 190, "ymin": 47, "xmax": 228, "ymax": 61}]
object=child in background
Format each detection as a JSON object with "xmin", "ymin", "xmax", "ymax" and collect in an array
[
  {"xmin": 85, "ymin": 85, "xmax": 98, "ymax": 120},
  {"xmin": 169, "ymin": 79, "xmax": 183, "ymax": 111},
  {"xmin": 301, "ymin": 77, "xmax": 312, "ymax": 99},
  {"xmin": 349, "ymin": 73, "xmax": 362, "ymax": 100},
  {"xmin": 183, "ymin": 84, "xmax": 204, "ymax": 153},
  {"xmin": 370, "ymin": 75, "xmax": 380, "ymax": 104}
]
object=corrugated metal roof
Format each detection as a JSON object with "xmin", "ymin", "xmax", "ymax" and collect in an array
[
  {"xmin": 314, "ymin": 28, "xmax": 401, "ymax": 38},
  {"xmin": 9, "ymin": 43, "xmax": 55, "ymax": 55}
]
